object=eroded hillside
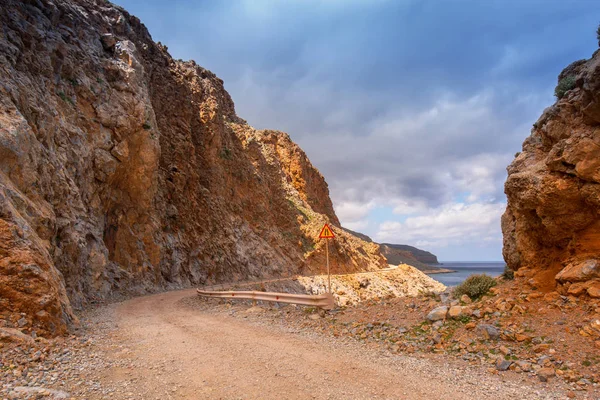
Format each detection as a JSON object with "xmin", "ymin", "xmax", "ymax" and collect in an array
[{"xmin": 0, "ymin": 0, "xmax": 386, "ymax": 335}]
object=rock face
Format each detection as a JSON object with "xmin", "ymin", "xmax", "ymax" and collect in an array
[
  {"xmin": 502, "ymin": 49, "xmax": 600, "ymax": 294},
  {"xmin": 0, "ymin": 0, "xmax": 386, "ymax": 335}
]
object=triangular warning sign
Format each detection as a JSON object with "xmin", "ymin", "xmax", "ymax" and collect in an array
[{"xmin": 319, "ymin": 223, "xmax": 335, "ymax": 239}]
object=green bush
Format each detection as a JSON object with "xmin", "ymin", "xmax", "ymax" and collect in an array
[
  {"xmin": 453, "ymin": 274, "xmax": 497, "ymax": 300},
  {"xmin": 597, "ymin": 23, "xmax": 600, "ymax": 44},
  {"xmin": 501, "ymin": 265, "xmax": 514, "ymax": 280},
  {"xmin": 555, "ymin": 75, "xmax": 576, "ymax": 99}
]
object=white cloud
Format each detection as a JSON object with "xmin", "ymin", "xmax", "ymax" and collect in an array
[
  {"xmin": 307, "ymin": 89, "xmax": 525, "ymax": 209},
  {"xmin": 453, "ymin": 153, "xmax": 513, "ymax": 201},
  {"xmin": 334, "ymin": 200, "xmax": 375, "ymax": 223},
  {"xmin": 375, "ymin": 202, "xmax": 506, "ymax": 248},
  {"xmin": 391, "ymin": 199, "xmax": 428, "ymax": 216},
  {"xmin": 342, "ymin": 219, "xmax": 370, "ymax": 232}
]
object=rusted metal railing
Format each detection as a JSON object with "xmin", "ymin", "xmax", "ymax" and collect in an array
[{"xmin": 197, "ymin": 289, "xmax": 335, "ymax": 310}]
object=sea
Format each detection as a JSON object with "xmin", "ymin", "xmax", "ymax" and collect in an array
[{"xmin": 431, "ymin": 261, "xmax": 506, "ymax": 287}]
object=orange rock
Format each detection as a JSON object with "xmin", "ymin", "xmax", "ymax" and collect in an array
[
  {"xmin": 537, "ymin": 367, "xmax": 555, "ymax": 382},
  {"xmin": 514, "ymin": 269, "xmax": 530, "ymax": 278},
  {"xmin": 567, "ymin": 282, "xmax": 590, "ymax": 296},
  {"xmin": 515, "ymin": 333, "xmax": 531, "ymax": 342},
  {"xmin": 543, "ymin": 291, "xmax": 561, "ymax": 302},
  {"xmin": 526, "ymin": 293, "xmax": 544, "ymax": 300},
  {"xmin": 587, "ymin": 283, "xmax": 600, "ymax": 298},
  {"xmin": 512, "ymin": 305, "xmax": 526, "ymax": 314},
  {"xmin": 448, "ymin": 306, "xmax": 464, "ymax": 318},
  {"xmin": 533, "ymin": 344, "xmax": 550, "ymax": 353},
  {"xmin": 556, "ymin": 260, "xmax": 600, "ymax": 283},
  {"xmin": 502, "ymin": 51, "xmax": 600, "ymax": 299}
]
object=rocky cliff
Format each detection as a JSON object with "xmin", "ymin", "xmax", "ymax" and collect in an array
[
  {"xmin": 379, "ymin": 243, "xmax": 439, "ymax": 266},
  {"xmin": 502, "ymin": 49, "xmax": 600, "ymax": 297},
  {"xmin": 0, "ymin": 0, "xmax": 387, "ymax": 336}
]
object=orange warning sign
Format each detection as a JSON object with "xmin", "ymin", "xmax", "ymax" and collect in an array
[{"xmin": 319, "ymin": 223, "xmax": 335, "ymax": 239}]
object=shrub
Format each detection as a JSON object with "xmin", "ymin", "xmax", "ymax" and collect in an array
[
  {"xmin": 453, "ymin": 274, "xmax": 497, "ymax": 300},
  {"xmin": 142, "ymin": 122, "xmax": 152, "ymax": 130},
  {"xmin": 554, "ymin": 75, "xmax": 576, "ymax": 99},
  {"xmin": 597, "ymin": 23, "xmax": 600, "ymax": 45},
  {"xmin": 501, "ymin": 265, "xmax": 514, "ymax": 280}
]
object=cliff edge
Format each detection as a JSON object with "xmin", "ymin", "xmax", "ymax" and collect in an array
[{"xmin": 502, "ymin": 48, "xmax": 600, "ymax": 297}]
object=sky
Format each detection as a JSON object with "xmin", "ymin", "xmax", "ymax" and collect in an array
[{"xmin": 115, "ymin": 0, "xmax": 600, "ymax": 261}]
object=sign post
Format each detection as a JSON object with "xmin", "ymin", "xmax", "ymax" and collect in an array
[{"xmin": 318, "ymin": 223, "xmax": 335, "ymax": 293}]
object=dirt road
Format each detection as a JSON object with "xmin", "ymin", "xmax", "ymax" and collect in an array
[{"xmin": 84, "ymin": 289, "xmax": 564, "ymax": 399}]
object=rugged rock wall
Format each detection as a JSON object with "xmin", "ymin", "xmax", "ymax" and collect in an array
[
  {"xmin": 0, "ymin": 0, "xmax": 386, "ymax": 335},
  {"xmin": 502, "ymin": 49, "xmax": 600, "ymax": 297}
]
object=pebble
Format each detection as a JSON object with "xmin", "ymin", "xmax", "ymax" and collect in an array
[
  {"xmin": 537, "ymin": 367, "xmax": 555, "ymax": 382},
  {"xmin": 448, "ymin": 306, "xmax": 464, "ymax": 319},
  {"xmin": 477, "ymin": 324, "xmax": 500, "ymax": 340},
  {"xmin": 426, "ymin": 306, "xmax": 448, "ymax": 322},
  {"xmin": 496, "ymin": 359, "xmax": 512, "ymax": 371}
]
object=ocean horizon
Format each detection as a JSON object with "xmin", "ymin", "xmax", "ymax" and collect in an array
[{"xmin": 431, "ymin": 261, "xmax": 506, "ymax": 287}]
